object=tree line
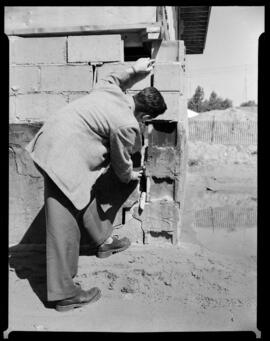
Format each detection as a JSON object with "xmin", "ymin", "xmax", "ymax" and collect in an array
[{"xmin": 188, "ymin": 86, "xmax": 256, "ymax": 113}]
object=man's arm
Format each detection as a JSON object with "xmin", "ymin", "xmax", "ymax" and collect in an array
[
  {"xmin": 96, "ymin": 58, "xmax": 155, "ymax": 91},
  {"xmin": 110, "ymin": 125, "xmax": 143, "ymax": 183}
]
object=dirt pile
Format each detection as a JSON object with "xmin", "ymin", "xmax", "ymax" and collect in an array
[{"xmin": 189, "ymin": 106, "xmax": 257, "ymax": 122}]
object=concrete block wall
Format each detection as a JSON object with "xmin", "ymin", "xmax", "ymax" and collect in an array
[{"xmin": 9, "ymin": 34, "xmax": 126, "ymax": 123}]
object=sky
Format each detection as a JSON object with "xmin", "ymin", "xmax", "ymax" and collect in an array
[{"xmin": 186, "ymin": 6, "xmax": 265, "ymax": 106}]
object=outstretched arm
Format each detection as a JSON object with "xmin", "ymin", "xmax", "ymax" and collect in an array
[{"xmin": 96, "ymin": 58, "xmax": 155, "ymax": 91}]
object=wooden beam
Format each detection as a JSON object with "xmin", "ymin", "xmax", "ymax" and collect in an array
[{"xmin": 5, "ymin": 23, "xmax": 161, "ymax": 37}]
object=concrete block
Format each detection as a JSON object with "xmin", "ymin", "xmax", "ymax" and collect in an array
[
  {"xmin": 151, "ymin": 40, "xmax": 185, "ymax": 63},
  {"xmin": 40, "ymin": 65, "xmax": 93, "ymax": 91},
  {"xmin": 68, "ymin": 35, "xmax": 123, "ymax": 63},
  {"xmin": 10, "ymin": 66, "xmax": 40, "ymax": 94},
  {"xmin": 9, "ymin": 36, "xmax": 67, "ymax": 64},
  {"xmin": 15, "ymin": 93, "xmax": 67, "ymax": 122},
  {"xmin": 155, "ymin": 92, "xmax": 187, "ymax": 122},
  {"xmin": 153, "ymin": 63, "xmax": 184, "ymax": 92},
  {"xmin": 98, "ymin": 62, "xmax": 151, "ymax": 90},
  {"xmin": 133, "ymin": 202, "xmax": 179, "ymax": 236},
  {"xmin": 146, "ymin": 147, "xmax": 179, "ymax": 178}
]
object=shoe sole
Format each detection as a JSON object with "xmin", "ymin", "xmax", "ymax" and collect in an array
[
  {"xmin": 96, "ymin": 242, "xmax": 131, "ymax": 259},
  {"xmin": 55, "ymin": 289, "xmax": 101, "ymax": 312}
]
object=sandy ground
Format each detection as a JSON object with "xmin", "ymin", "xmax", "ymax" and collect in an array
[
  {"xmin": 8, "ymin": 238, "xmax": 258, "ymax": 334},
  {"xmin": 7, "ymin": 107, "xmax": 259, "ymax": 335}
]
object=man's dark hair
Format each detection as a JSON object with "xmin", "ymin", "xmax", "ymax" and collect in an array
[{"xmin": 133, "ymin": 87, "xmax": 167, "ymax": 118}]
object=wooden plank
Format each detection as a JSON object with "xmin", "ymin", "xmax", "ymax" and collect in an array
[{"xmin": 5, "ymin": 23, "xmax": 161, "ymax": 37}]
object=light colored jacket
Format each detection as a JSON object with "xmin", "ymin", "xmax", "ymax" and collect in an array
[{"xmin": 25, "ymin": 70, "xmax": 141, "ymax": 210}]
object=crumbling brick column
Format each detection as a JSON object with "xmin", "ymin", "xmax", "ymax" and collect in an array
[{"xmin": 119, "ymin": 41, "xmax": 188, "ymax": 245}]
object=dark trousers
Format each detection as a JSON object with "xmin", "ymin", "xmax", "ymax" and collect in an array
[
  {"xmin": 38, "ymin": 162, "xmax": 137, "ymax": 302},
  {"xmin": 44, "ymin": 174, "xmax": 113, "ymax": 301}
]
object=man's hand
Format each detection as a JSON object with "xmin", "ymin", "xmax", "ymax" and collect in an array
[
  {"xmin": 133, "ymin": 58, "xmax": 155, "ymax": 74},
  {"xmin": 130, "ymin": 170, "xmax": 143, "ymax": 181}
]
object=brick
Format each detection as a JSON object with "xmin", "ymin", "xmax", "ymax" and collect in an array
[
  {"xmin": 146, "ymin": 147, "xmax": 179, "ymax": 178},
  {"xmin": 156, "ymin": 92, "xmax": 187, "ymax": 121},
  {"xmin": 98, "ymin": 62, "xmax": 151, "ymax": 90},
  {"xmin": 133, "ymin": 202, "xmax": 179, "ymax": 233},
  {"xmin": 151, "ymin": 40, "xmax": 185, "ymax": 63},
  {"xmin": 40, "ymin": 65, "xmax": 93, "ymax": 91},
  {"xmin": 10, "ymin": 66, "xmax": 40, "ymax": 94},
  {"xmin": 153, "ymin": 63, "xmax": 184, "ymax": 92},
  {"xmin": 9, "ymin": 36, "xmax": 67, "ymax": 64},
  {"xmin": 68, "ymin": 35, "xmax": 123, "ymax": 63},
  {"xmin": 15, "ymin": 94, "xmax": 67, "ymax": 122}
]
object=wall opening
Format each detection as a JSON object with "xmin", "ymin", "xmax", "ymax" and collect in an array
[{"xmin": 146, "ymin": 120, "xmax": 178, "ymax": 147}]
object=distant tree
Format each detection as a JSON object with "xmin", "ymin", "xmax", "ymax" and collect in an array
[
  {"xmin": 188, "ymin": 87, "xmax": 233, "ymax": 113},
  {"xmin": 208, "ymin": 91, "xmax": 219, "ymax": 110},
  {"xmin": 221, "ymin": 98, "xmax": 233, "ymax": 109},
  {"xmin": 201, "ymin": 99, "xmax": 210, "ymax": 112},
  {"xmin": 204, "ymin": 92, "xmax": 233, "ymax": 111},
  {"xmin": 188, "ymin": 86, "xmax": 205, "ymax": 112},
  {"xmin": 240, "ymin": 100, "xmax": 256, "ymax": 107}
]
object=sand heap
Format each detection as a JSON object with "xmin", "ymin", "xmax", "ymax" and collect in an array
[{"xmin": 189, "ymin": 106, "xmax": 257, "ymax": 122}]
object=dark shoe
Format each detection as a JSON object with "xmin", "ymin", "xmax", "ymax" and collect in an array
[
  {"xmin": 55, "ymin": 287, "xmax": 101, "ymax": 312},
  {"xmin": 96, "ymin": 236, "xmax": 131, "ymax": 258}
]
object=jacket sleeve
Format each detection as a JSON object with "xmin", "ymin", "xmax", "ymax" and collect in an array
[
  {"xmin": 110, "ymin": 125, "xmax": 138, "ymax": 183},
  {"xmin": 95, "ymin": 68, "xmax": 144, "ymax": 91}
]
